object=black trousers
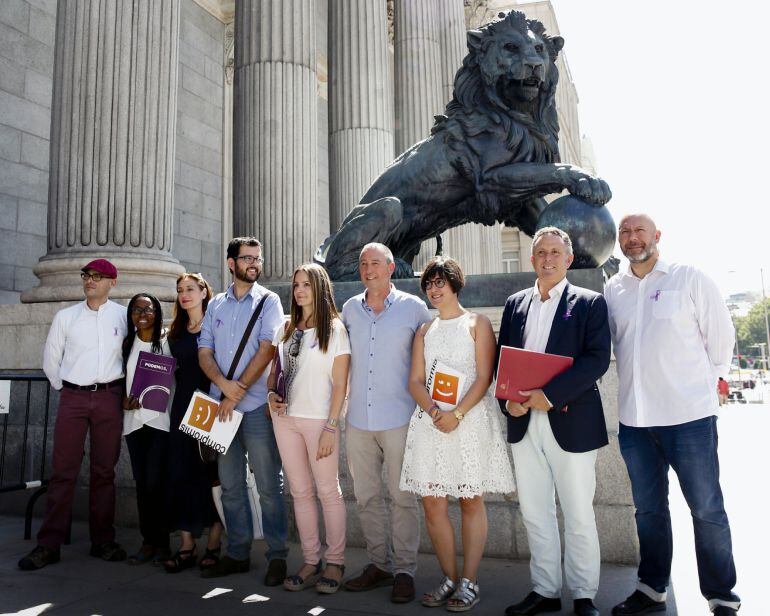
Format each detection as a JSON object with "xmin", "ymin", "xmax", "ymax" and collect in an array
[{"xmin": 126, "ymin": 425, "xmax": 169, "ymax": 548}]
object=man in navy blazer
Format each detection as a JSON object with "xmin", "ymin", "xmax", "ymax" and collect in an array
[{"xmin": 497, "ymin": 227, "xmax": 611, "ymax": 616}]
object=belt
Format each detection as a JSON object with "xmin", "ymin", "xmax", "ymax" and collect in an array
[{"xmin": 62, "ymin": 379, "xmax": 123, "ymax": 392}]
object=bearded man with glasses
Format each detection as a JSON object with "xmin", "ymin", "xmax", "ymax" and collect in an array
[
  {"xmin": 198, "ymin": 237, "xmax": 289, "ymax": 585},
  {"xmin": 20, "ymin": 259, "xmax": 128, "ymax": 570}
]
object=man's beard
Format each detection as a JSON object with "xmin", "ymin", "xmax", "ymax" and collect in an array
[
  {"xmin": 623, "ymin": 244, "xmax": 656, "ymax": 264},
  {"xmin": 234, "ymin": 264, "xmax": 259, "ymax": 282}
]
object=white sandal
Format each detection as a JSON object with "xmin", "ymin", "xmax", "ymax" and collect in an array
[
  {"xmin": 421, "ymin": 576, "xmax": 456, "ymax": 607},
  {"xmin": 446, "ymin": 578, "xmax": 480, "ymax": 612}
]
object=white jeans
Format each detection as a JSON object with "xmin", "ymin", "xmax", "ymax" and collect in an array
[{"xmin": 511, "ymin": 410, "xmax": 600, "ymax": 599}]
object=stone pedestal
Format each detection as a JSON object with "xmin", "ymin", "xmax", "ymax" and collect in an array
[
  {"xmin": 329, "ymin": 0, "xmax": 394, "ymax": 230},
  {"xmin": 232, "ymin": 0, "xmax": 318, "ymax": 282},
  {"xmin": 22, "ymin": 0, "xmax": 184, "ymax": 303}
]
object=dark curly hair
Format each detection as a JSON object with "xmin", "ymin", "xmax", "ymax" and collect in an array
[{"xmin": 122, "ymin": 293, "xmax": 164, "ymax": 370}]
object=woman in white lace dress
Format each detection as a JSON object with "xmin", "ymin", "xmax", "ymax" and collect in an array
[{"xmin": 400, "ymin": 257, "xmax": 515, "ymax": 612}]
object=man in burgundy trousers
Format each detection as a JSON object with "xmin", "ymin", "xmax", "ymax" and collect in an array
[{"xmin": 19, "ymin": 259, "xmax": 129, "ymax": 570}]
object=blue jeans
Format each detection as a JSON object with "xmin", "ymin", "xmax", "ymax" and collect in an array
[
  {"xmin": 619, "ymin": 416, "xmax": 739, "ymax": 605},
  {"xmin": 218, "ymin": 405, "xmax": 288, "ymax": 562}
]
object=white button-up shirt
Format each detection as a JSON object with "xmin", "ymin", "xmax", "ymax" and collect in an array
[
  {"xmin": 42, "ymin": 300, "xmax": 127, "ymax": 390},
  {"xmin": 523, "ymin": 277, "xmax": 568, "ymax": 353},
  {"xmin": 604, "ymin": 260, "xmax": 734, "ymax": 427}
]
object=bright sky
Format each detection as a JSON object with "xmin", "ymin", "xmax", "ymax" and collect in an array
[{"xmin": 550, "ymin": 0, "xmax": 770, "ymax": 298}]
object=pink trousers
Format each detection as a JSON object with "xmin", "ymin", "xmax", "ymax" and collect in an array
[{"xmin": 273, "ymin": 416, "xmax": 346, "ymax": 565}]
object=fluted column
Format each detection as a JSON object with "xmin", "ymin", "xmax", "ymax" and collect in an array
[
  {"xmin": 394, "ymin": 0, "xmax": 444, "ymax": 271},
  {"xmin": 394, "ymin": 0, "xmax": 443, "ymax": 153},
  {"xmin": 437, "ymin": 0, "xmax": 503, "ymax": 274},
  {"xmin": 233, "ymin": 0, "xmax": 317, "ymax": 282},
  {"xmin": 329, "ymin": 0, "xmax": 394, "ymax": 230},
  {"xmin": 22, "ymin": 0, "xmax": 184, "ymax": 302}
]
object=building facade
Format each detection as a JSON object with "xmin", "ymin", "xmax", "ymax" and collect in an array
[
  {"xmin": 0, "ymin": 0, "xmax": 636, "ymax": 565},
  {"xmin": 0, "ymin": 0, "xmax": 597, "ymax": 303}
]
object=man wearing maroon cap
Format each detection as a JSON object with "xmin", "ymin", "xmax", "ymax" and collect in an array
[{"xmin": 19, "ymin": 259, "xmax": 129, "ymax": 570}]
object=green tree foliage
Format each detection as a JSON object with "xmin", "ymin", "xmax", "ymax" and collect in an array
[{"xmin": 734, "ymin": 298, "xmax": 770, "ymax": 357}]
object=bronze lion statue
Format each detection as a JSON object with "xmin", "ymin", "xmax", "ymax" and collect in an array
[{"xmin": 317, "ymin": 10, "xmax": 611, "ymax": 280}]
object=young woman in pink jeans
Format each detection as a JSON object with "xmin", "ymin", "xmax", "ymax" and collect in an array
[{"xmin": 266, "ymin": 263, "xmax": 350, "ymax": 594}]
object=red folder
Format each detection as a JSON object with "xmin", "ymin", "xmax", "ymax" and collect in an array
[{"xmin": 495, "ymin": 346, "xmax": 573, "ymax": 402}]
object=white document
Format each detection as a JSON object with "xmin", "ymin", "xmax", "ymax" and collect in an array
[
  {"xmin": 202, "ymin": 588, "xmax": 232, "ymax": 599},
  {"xmin": 0, "ymin": 380, "xmax": 9, "ymax": 414},
  {"xmin": 242, "ymin": 594, "xmax": 270, "ymax": 603},
  {"xmin": 178, "ymin": 390, "xmax": 243, "ymax": 455},
  {"xmin": 308, "ymin": 608, "xmax": 326, "ymax": 616}
]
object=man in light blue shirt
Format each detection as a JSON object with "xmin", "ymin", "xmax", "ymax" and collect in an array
[
  {"xmin": 198, "ymin": 237, "xmax": 288, "ymax": 585},
  {"xmin": 342, "ymin": 243, "xmax": 431, "ymax": 602}
]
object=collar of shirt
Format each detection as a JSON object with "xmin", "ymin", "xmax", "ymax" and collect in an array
[
  {"xmin": 620, "ymin": 258, "xmax": 670, "ymax": 280},
  {"xmin": 80, "ymin": 299, "xmax": 115, "ymax": 314},
  {"xmin": 360, "ymin": 284, "xmax": 396, "ymax": 310},
  {"xmin": 225, "ymin": 282, "xmax": 266, "ymax": 303},
  {"xmin": 532, "ymin": 276, "xmax": 568, "ymax": 303}
]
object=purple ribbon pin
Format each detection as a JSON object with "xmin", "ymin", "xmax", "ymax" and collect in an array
[
  {"xmin": 562, "ymin": 307, "xmax": 572, "ymax": 320},
  {"xmin": 650, "ymin": 290, "xmax": 661, "ymax": 301},
  {"xmin": 215, "ymin": 318, "xmax": 223, "ymax": 328}
]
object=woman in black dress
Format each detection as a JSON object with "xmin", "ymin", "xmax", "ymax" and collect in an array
[{"xmin": 164, "ymin": 273, "xmax": 223, "ymax": 573}]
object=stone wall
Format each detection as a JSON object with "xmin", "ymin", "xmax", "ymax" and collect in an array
[
  {"xmin": 173, "ymin": 1, "xmax": 226, "ymax": 292},
  {"xmin": 0, "ymin": 0, "xmax": 56, "ymax": 304}
]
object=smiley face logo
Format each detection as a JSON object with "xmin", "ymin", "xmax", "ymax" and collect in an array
[
  {"xmin": 431, "ymin": 372, "xmax": 459, "ymax": 405},
  {"xmin": 188, "ymin": 395, "xmax": 217, "ymax": 432}
]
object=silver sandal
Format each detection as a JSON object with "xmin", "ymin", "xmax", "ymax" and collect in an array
[
  {"xmin": 421, "ymin": 575, "xmax": 456, "ymax": 607},
  {"xmin": 446, "ymin": 578, "xmax": 480, "ymax": 612}
]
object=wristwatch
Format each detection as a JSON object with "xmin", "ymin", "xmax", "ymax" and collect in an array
[
  {"xmin": 453, "ymin": 409, "xmax": 464, "ymax": 422},
  {"xmin": 327, "ymin": 417, "xmax": 339, "ymax": 427}
]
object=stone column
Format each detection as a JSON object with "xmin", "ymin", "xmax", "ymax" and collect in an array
[
  {"xmin": 394, "ymin": 0, "xmax": 444, "ymax": 271},
  {"xmin": 329, "ymin": 0, "xmax": 394, "ymax": 231},
  {"xmin": 394, "ymin": 0, "xmax": 443, "ymax": 154},
  {"xmin": 436, "ymin": 0, "xmax": 503, "ymax": 275},
  {"xmin": 233, "ymin": 0, "xmax": 318, "ymax": 282},
  {"xmin": 22, "ymin": 0, "xmax": 184, "ymax": 303},
  {"xmin": 222, "ymin": 21, "xmax": 235, "ymax": 288}
]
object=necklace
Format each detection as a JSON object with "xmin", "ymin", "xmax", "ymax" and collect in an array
[{"xmin": 187, "ymin": 318, "xmax": 202, "ymax": 331}]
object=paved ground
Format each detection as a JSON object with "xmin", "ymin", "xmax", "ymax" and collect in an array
[
  {"xmin": 665, "ymin": 386, "xmax": 767, "ymax": 616},
  {"xmin": 0, "ymin": 515, "xmax": 650, "ymax": 616}
]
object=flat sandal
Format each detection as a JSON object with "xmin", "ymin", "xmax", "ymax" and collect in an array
[
  {"xmin": 316, "ymin": 562, "xmax": 346, "ymax": 594},
  {"xmin": 283, "ymin": 561, "xmax": 322, "ymax": 592},
  {"xmin": 421, "ymin": 575, "xmax": 456, "ymax": 607},
  {"xmin": 446, "ymin": 578, "xmax": 480, "ymax": 612}
]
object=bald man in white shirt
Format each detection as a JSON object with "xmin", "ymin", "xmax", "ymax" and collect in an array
[
  {"xmin": 19, "ymin": 259, "xmax": 128, "ymax": 571},
  {"xmin": 605, "ymin": 215, "xmax": 740, "ymax": 616}
]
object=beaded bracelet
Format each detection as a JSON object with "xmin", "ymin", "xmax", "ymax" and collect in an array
[{"xmin": 322, "ymin": 426, "xmax": 337, "ymax": 434}]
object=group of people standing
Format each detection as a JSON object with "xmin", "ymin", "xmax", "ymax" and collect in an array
[{"xmin": 18, "ymin": 214, "xmax": 741, "ymax": 616}]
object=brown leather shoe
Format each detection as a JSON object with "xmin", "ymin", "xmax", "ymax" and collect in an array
[
  {"xmin": 343, "ymin": 563, "xmax": 394, "ymax": 592},
  {"xmin": 391, "ymin": 572, "xmax": 415, "ymax": 603}
]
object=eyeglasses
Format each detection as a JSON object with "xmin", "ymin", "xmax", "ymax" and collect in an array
[
  {"xmin": 237, "ymin": 255, "xmax": 264, "ymax": 265},
  {"xmin": 131, "ymin": 307, "xmax": 156, "ymax": 316},
  {"xmin": 424, "ymin": 278, "xmax": 447, "ymax": 290},
  {"xmin": 81, "ymin": 272, "xmax": 107, "ymax": 282},
  {"xmin": 288, "ymin": 329, "xmax": 304, "ymax": 358}
]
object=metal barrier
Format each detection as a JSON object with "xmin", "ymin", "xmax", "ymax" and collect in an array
[{"xmin": 0, "ymin": 372, "xmax": 54, "ymax": 540}]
